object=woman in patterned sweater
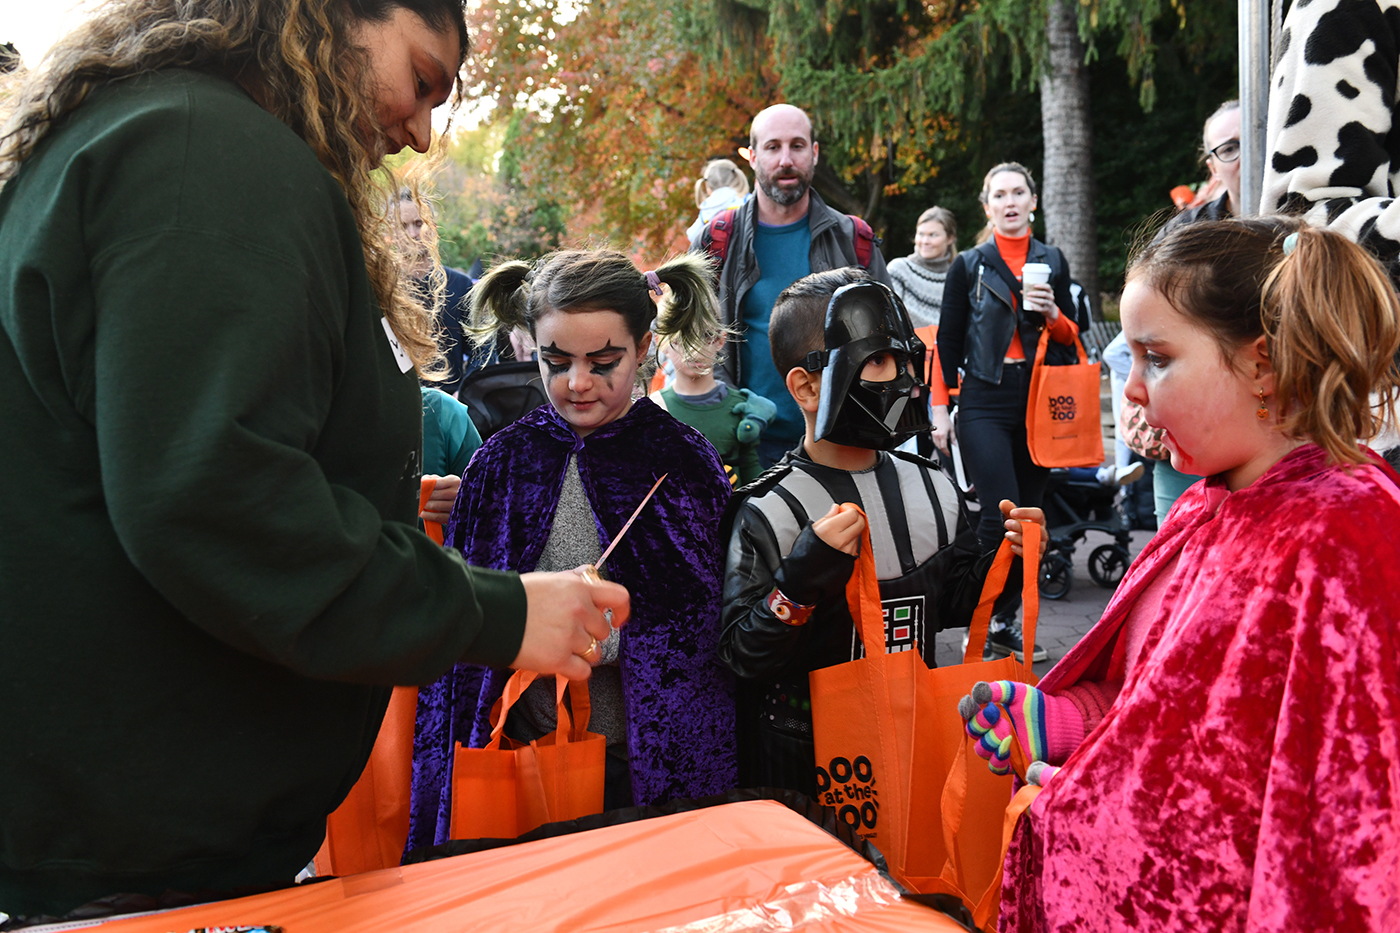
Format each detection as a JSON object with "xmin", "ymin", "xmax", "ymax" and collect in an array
[{"xmin": 887, "ymin": 206, "xmax": 958, "ymax": 328}]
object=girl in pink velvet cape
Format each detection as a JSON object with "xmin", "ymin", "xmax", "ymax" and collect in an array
[{"xmin": 989, "ymin": 220, "xmax": 1400, "ymax": 932}]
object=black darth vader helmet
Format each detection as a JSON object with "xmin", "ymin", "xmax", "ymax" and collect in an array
[{"xmin": 802, "ymin": 281, "xmax": 932, "ymax": 450}]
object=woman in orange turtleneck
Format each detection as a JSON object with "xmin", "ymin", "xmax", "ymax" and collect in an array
[{"xmin": 936, "ymin": 162, "xmax": 1087, "ymax": 660}]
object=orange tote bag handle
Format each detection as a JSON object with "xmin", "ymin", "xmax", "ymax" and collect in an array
[
  {"xmin": 963, "ymin": 521, "xmax": 1039, "ymax": 683},
  {"xmin": 419, "ymin": 476, "xmax": 444, "ymax": 545},
  {"xmin": 971, "ymin": 783, "xmax": 1043, "ymax": 929},
  {"xmin": 935, "ymin": 522, "xmax": 1043, "ymax": 917},
  {"xmin": 838, "ymin": 503, "xmax": 885, "ymax": 657}
]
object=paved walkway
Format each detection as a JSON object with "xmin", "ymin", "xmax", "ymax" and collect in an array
[
  {"xmin": 932, "ymin": 527, "xmax": 1155, "ymax": 677},
  {"xmin": 933, "ymin": 363, "xmax": 1156, "ymax": 677}
]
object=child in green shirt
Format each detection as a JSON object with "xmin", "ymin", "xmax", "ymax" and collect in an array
[{"xmin": 651, "ymin": 335, "xmax": 776, "ymax": 486}]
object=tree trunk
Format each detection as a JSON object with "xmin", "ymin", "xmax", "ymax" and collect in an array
[
  {"xmin": 812, "ymin": 160, "xmax": 867, "ymax": 217},
  {"xmin": 1039, "ymin": 0, "xmax": 1100, "ymax": 318}
]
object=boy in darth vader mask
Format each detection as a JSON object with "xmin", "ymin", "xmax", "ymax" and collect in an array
[{"xmin": 717, "ymin": 269, "xmax": 1046, "ymax": 796}]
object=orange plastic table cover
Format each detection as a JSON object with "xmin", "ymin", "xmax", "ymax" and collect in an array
[{"xmin": 43, "ymin": 800, "xmax": 966, "ymax": 933}]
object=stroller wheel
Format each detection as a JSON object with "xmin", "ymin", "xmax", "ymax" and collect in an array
[
  {"xmin": 1039, "ymin": 552, "xmax": 1073, "ymax": 600},
  {"xmin": 1089, "ymin": 544, "xmax": 1131, "ymax": 589}
]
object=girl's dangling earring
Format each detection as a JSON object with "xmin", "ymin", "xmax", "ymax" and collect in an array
[
  {"xmin": 1029, "ymin": 211, "xmax": 1035, "ymax": 224},
  {"xmin": 1256, "ymin": 387, "xmax": 1269, "ymax": 420}
]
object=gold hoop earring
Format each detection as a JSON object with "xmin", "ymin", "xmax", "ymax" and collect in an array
[{"xmin": 1256, "ymin": 387, "xmax": 1268, "ymax": 420}]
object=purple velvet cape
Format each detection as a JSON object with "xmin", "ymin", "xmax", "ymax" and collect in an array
[
  {"xmin": 999, "ymin": 445, "xmax": 1400, "ymax": 932},
  {"xmin": 405, "ymin": 398, "xmax": 737, "ymax": 852}
]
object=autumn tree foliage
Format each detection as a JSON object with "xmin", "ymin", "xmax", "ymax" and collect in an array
[
  {"xmin": 427, "ymin": 0, "xmax": 1234, "ymax": 292},
  {"xmin": 458, "ymin": 0, "xmax": 771, "ymax": 258},
  {"xmin": 691, "ymin": 0, "xmax": 1235, "ymax": 296}
]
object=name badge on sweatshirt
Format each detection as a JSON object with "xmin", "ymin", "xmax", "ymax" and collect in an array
[{"xmin": 381, "ymin": 317, "xmax": 413, "ymax": 373}]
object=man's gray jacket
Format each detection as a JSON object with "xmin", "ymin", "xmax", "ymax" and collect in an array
[{"xmin": 691, "ymin": 190, "xmax": 890, "ymax": 386}]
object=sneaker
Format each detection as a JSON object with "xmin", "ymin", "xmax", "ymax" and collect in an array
[
  {"xmin": 960, "ymin": 626, "xmax": 1049, "ymax": 663},
  {"xmin": 1098, "ymin": 462, "xmax": 1145, "ymax": 487},
  {"xmin": 959, "ymin": 629, "xmax": 990, "ymax": 660},
  {"xmin": 985, "ymin": 622, "xmax": 1048, "ymax": 663}
]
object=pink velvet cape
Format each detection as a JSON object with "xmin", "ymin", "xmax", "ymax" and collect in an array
[{"xmin": 1000, "ymin": 444, "xmax": 1400, "ymax": 932}]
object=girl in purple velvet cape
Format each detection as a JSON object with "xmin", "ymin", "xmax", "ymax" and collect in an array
[
  {"xmin": 966, "ymin": 220, "xmax": 1400, "ymax": 932},
  {"xmin": 405, "ymin": 249, "xmax": 737, "ymax": 853}
]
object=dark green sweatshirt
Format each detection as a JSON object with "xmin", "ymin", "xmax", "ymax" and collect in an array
[{"xmin": 0, "ymin": 70, "xmax": 524, "ymax": 914}]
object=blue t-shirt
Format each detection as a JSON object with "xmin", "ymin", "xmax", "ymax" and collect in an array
[{"xmin": 739, "ymin": 218, "xmax": 811, "ymax": 451}]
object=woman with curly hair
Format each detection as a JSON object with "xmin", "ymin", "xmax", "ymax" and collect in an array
[{"xmin": 0, "ymin": 0, "xmax": 624, "ymax": 917}]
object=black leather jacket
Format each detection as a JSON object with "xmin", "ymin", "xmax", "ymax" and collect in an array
[{"xmin": 937, "ymin": 238, "xmax": 1086, "ymax": 388}]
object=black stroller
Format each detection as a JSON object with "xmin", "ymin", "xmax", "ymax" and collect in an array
[
  {"xmin": 455, "ymin": 360, "xmax": 549, "ymax": 441},
  {"xmin": 1037, "ymin": 468, "xmax": 1133, "ymax": 600}
]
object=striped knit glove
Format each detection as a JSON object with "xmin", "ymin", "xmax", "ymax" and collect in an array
[{"xmin": 958, "ymin": 680, "xmax": 1049, "ymax": 776}]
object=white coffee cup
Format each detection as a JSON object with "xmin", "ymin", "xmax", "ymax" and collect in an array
[{"xmin": 1021, "ymin": 262, "xmax": 1052, "ymax": 288}]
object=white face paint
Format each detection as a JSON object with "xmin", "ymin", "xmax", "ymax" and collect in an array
[{"xmin": 535, "ymin": 309, "xmax": 650, "ymax": 437}]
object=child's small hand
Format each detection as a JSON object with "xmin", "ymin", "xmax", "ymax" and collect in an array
[
  {"xmin": 419, "ymin": 474, "xmax": 461, "ymax": 524},
  {"xmin": 813, "ymin": 503, "xmax": 865, "ymax": 556},
  {"xmin": 999, "ymin": 500, "xmax": 1047, "ymax": 560}
]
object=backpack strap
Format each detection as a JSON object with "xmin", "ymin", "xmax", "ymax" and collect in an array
[
  {"xmin": 848, "ymin": 214, "xmax": 876, "ymax": 268},
  {"xmin": 1043, "ymin": 244, "xmax": 1065, "ymax": 284},
  {"xmin": 709, "ymin": 207, "xmax": 874, "ymax": 269},
  {"xmin": 703, "ymin": 208, "xmax": 739, "ymax": 265}
]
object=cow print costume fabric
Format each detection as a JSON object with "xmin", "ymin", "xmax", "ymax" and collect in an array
[
  {"xmin": 1264, "ymin": 0, "xmax": 1400, "ymax": 456},
  {"xmin": 1264, "ymin": 0, "xmax": 1400, "ymax": 278}
]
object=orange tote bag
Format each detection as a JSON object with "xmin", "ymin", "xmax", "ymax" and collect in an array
[
  {"xmin": 927, "ymin": 528, "xmax": 1041, "ymax": 920},
  {"xmin": 809, "ymin": 508, "xmax": 941, "ymax": 888},
  {"xmin": 1025, "ymin": 327, "xmax": 1105, "ymax": 467},
  {"xmin": 314, "ymin": 684, "xmax": 419, "ymax": 876},
  {"xmin": 450, "ymin": 670, "xmax": 606, "ymax": 840},
  {"xmin": 810, "ymin": 511, "xmax": 1041, "ymax": 903},
  {"xmin": 313, "ymin": 502, "xmax": 447, "ymax": 876}
]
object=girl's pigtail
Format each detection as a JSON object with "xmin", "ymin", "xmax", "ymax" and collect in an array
[
  {"xmin": 1263, "ymin": 226, "xmax": 1400, "ymax": 465},
  {"xmin": 467, "ymin": 260, "xmax": 533, "ymax": 351},
  {"xmin": 652, "ymin": 253, "xmax": 729, "ymax": 361},
  {"xmin": 694, "ymin": 176, "xmax": 710, "ymax": 208}
]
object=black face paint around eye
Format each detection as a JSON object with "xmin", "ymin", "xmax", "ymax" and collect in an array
[
  {"xmin": 540, "ymin": 342, "xmax": 570, "ymax": 379},
  {"xmin": 589, "ymin": 358, "xmax": 622, "ymax": 378}
]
